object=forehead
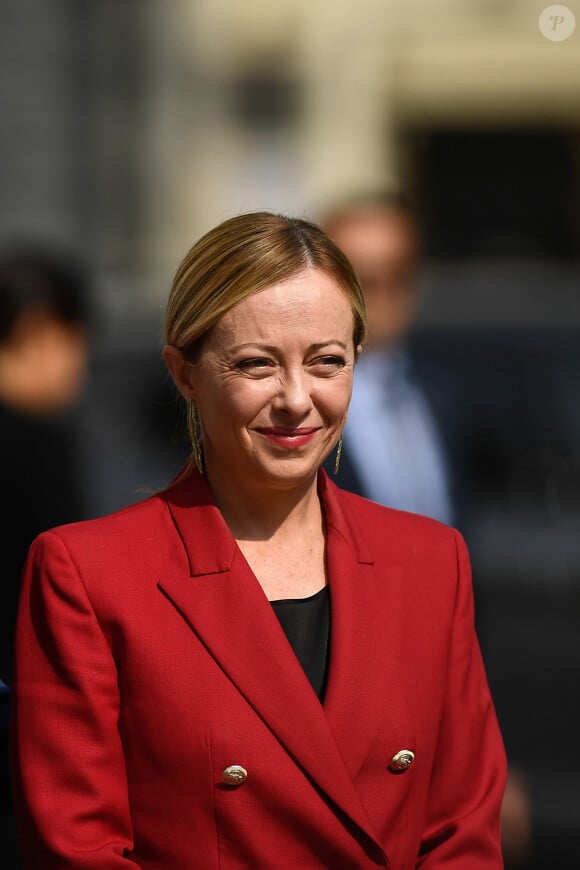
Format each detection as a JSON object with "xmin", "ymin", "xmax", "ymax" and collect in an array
[{"xmin": 213, "ymin": 268, "xmax": 354, "ymax": 340}]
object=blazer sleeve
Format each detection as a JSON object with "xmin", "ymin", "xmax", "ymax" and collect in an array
[
  {"xmin": 10, "ymin": 530, "xmax": 137, "ymax": 868},
  {"xmin": 417, "ymin": 529, "xmax": 507, "ymax": 868}
]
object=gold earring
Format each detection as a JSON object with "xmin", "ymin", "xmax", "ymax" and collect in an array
[
  {"xmin": 333, "ymin": 434, "xmax": 343, "ymax": 476},
  {"xmin": 186, "ymin": 400, "xmax": 204, "ymax": 474}
]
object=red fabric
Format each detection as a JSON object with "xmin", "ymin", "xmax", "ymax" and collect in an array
[{"xmin": 10, "ymin": 469, "xmax": 506, "ymax": 869}]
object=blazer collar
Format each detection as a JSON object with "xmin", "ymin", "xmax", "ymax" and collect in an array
[
  {"xmin": 159, "ymin": 468, "xmax": 389, "ymax": 865},
  {"xmin": 163, "ymin": 466, "xmax": 373, "ymax": 573}
]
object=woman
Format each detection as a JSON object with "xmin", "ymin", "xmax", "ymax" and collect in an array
[{"xmin": 11, "ymin": 213, "xmax": 506, "ymax": 868}]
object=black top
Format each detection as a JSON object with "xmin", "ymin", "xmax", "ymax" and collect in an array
[{"xmin": 271, "ymin": 586, "xmax": 330, "ymax": 701}]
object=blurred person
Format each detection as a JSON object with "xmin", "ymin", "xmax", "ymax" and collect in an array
[
  {"xmin": 322, "ymin": 192, "xmax": 454, "ymax": 524},
  {"xmin": 10, "ymin": 213, "xmax": 506, "ymax": 868},
  {"xmin": 0, "ymin": 246, "xmax": 91, "ymax": 831}
]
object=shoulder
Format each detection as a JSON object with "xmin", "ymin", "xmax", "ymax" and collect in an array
[
  {"xmin": 325, "ymin": 479, "xmax": 472, "ymax": 647},
  {"xmin": 51, "ymin": 490, "xmax": 167, "ymax": 540},
  {"xmin": 327, "ymin": 477, "xmax": 467, "ymax": 569},
  {"xmin": 29, "ymin": 489, "xmax": 176, "ymax": 572},
  {"xmin": 333, "ymin": 478, "xmax": 458, "ymax": 538}
]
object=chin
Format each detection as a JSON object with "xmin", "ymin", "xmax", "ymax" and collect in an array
[{"xmin": 252, "ymin": 457, "xmax": 321, "ymax": 489}]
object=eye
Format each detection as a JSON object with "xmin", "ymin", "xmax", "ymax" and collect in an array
[
  {"xmin": 310, "ymin": 355, "xmax": 347, "ymax": 373},
  {"xmin": 234, "ymin": 357, "xmax": 274, "ymax": 375}
]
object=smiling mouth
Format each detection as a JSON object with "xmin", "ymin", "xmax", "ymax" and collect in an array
[{"xmin": 255, "ymin": 427, "xmax": 320, "ymax": 448}]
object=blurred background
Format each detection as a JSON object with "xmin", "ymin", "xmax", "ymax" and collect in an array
[{"xmin": 1, "ymin": 1, "xmax": 579, "ymax": 867}]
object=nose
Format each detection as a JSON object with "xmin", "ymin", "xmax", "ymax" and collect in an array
[{"xmin": 272, "ymin": 367, "xmax": 313, "ymax": 419}]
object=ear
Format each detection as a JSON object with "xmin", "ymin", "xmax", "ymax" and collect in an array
[{"xmin": 162, "ymin": 345, "xmax": 197, "ymax": 400}]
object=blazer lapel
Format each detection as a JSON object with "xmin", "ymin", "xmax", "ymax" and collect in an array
[
  {"xmin": 320, "ymin": 474, "xmax": 409, "ymax": 780},
  {"xmin": 158, "ymin": 470, "xmax": 388, "ymax": 862}
]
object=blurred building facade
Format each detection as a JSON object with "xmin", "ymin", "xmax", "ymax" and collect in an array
[{"xmin": 2, "ymin": 0, "xmax": 579, "ymax": 317}]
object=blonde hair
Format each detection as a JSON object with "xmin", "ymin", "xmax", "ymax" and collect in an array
[
  {"xmin": 165, "ymin": 211, "xmax": 366, "ymax": 353},
  {"xmin": 164, "ymin": 211, "xmax": 367, "ymax": 472}
]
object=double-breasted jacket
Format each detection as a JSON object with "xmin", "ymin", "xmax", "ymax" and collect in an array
[{"xmin": 11, "ymin": 469, "xmax": 506, "ymax": 868}]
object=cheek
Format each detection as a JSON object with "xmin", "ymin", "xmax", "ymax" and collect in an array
[
  {"xmin": 198, "ymin": 382, "xmax": 271, "ymax": 429},
  {"xmin": 315, "ymin": 378, "xmax": 354, "ymax": 418}
]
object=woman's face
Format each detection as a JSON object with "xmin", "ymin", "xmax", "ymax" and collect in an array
[{"xmin": 166, "ymin": 268, "xmax": 357, "ymax": 494}]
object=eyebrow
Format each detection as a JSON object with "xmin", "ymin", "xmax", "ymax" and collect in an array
[{"xmin": 228, "ymin": 341, "xmax": 349, "ymax": 353}]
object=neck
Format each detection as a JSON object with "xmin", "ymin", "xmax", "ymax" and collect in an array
[{"xmin": 204, "ymin": 466, "xmax": 322, "ymax": 543}]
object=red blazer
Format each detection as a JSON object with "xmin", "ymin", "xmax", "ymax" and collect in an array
[{"xmin": 11, "ymin": 469, "xmax": 506, "ymax": 869}]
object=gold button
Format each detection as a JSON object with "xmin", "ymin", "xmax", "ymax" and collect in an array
[
  {"xmin": 222, "ymin": 764, "xmax": 248, "ymax": 786},
  {"xmin": 390, "ymin": 749, "xmax": 415, "ymax": 772}
]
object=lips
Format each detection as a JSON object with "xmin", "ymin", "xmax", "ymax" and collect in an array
[{"xmin": 255, "ymin": 427, "xmax": 320, "ymax": 448}]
